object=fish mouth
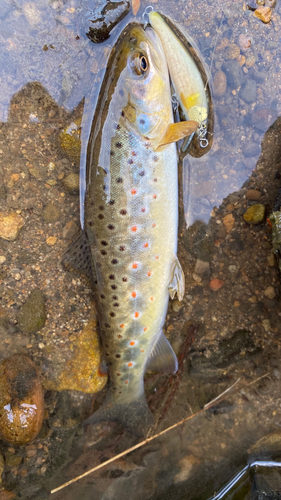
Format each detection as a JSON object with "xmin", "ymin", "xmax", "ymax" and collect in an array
[{"xmin": 144, "ymin": 26, "xmax": 167, "ymax": 76}]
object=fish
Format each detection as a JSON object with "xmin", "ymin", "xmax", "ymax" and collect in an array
[
  {"xmin": 148, "ymin": 11, "xmax": 210, "ymax": 150},
  {"xmin": 61, "ymin": 23, "xmax": 198, "ymax": 436}
]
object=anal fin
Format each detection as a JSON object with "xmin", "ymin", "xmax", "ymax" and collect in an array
[
  {"xmin": 60, "ymin": 230, "xmax": 96, "ymax": 287},
  {"xmin": 146, "ymin": 331, "xmax": 178, "ymax": 374},
  {"xmin": 168, "ymin": 256, "xmax": 185, "ymax": 301}
]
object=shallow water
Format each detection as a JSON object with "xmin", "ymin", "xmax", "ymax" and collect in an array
[{"xmin": 0, "ymin": 0, "xmax": 281, "ymax": 499}]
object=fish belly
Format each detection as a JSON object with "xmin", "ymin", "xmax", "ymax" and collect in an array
[{"xmin": 85, "ymin": 124, "xmax": 178, "ymax": 403}]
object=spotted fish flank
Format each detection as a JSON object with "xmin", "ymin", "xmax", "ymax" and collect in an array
[{"xmin": 61, "ymin": 24, "xmax": 198, "ymax": 436}]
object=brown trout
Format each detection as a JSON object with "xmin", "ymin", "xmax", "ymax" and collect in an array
[{"xmin": 62, "ymin": 24, "xmax": 198, "ymax": 436}]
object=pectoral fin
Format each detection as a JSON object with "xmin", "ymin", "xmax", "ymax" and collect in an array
[
  {"xmin": 168, "ymin": 256, "xmax": 185, "ymax": 301},
  {"xmin": 60, "ymin": 230, "xmax": 96, "ymax": 287},
  {"xmin": 146, "ymin": 331, "xmax": 178, "ymax": 374},
  {"xmin": 156, "ymin": 120, "xmax": 199, "ymax": 149}
]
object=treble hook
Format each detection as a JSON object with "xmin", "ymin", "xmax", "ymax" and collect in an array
[
  {"xmin": 142, "ymin": 5, "xmax": 153, "ymax": 27},
  {"xmin": 171, "ymin": 94, "xmax": 179, "ymax": 112},
  {"xmin": 198, "ymin": 123, "xmax": 209, "ymax": 148}
]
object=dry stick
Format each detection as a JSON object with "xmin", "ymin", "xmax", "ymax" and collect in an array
[{"xmin": 51, "ymin": 373, "xmax": 269, "ymax": 495}]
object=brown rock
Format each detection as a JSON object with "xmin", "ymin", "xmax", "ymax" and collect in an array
[
  {"xmin": 251, "ymin": 108, "xmax": 277, "ymax": 132},
  {"xmin": 62, "ymin": 221, "xmax": 79, "ymax": 239},
  {"xmin": 213, "ymin": 71, "xmax": 227, "ymax": 97},
  {"xmin": 238, "ymin": 34, "xmax": 251, "ymax": 52},
  {"xmin": 225, "ymin": 43, "xmax": 240, "ymax": 60},
  {"xmin": 209, "ymin": 278, "xmax": 224, "ymax": 291},
  {"xmin": 223, "ymin": 214, "xmax": 235, "ymax": 233},
  {"xmin": 253, "ymin": 6, "xmax": 272, "ymax": 22},
  {"xmin": 0, "ymin": 213, "xmax": 24, "ymax": 241},
  {"xmin": 246, "ymin": 189, "xmax": 262, "ymax": 200}
]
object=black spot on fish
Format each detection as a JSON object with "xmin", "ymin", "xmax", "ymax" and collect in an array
[
  {"xmin": 101, "ymin": 240, "xmax": 108, "ymax": 246},
  {"xmin": 100, "ymin": 294, "xmax": 105, "ymax": 299},
  {"xmin": 105, "ymin": 352, "xmax": 109, "ymax": 356},
  {"xmin": 119, "ymin": 245, "xmax": 126, "ymax": 251},
  {"xmin": 122, "ymin": 277, "xmax": 127, "ymax": 282},
  {"xmin": 116, "ymin": 354, "xmax": 121, "ymax": 358},
  {"xmin": 98, "ymin": 214, "xmax": 104, "ymax": 219},
  {"xmin": 116, "ymin": 124, "xmax": 121, "ymax": 130},
  {"xmin": 103, "ymin": 185, "xmax": 107, "ymax": 190},
  {"xmin": 112, "ymin": 295, "xmax": 118, "ymax": 300},
  {"xmin": 111, "ymin": 259, "xmax": 118, "ymax": 264},
  {"xmin": 120, "ymin": 209, "xmax": 127, "ymax": 215},
  {"xmin": 99, "ymin": 205, "xmax": 104, "ymax": 210},
  {"xmin": 101, "ymin": 250, "xmax": 107, "ymax": 255},
  {"xmin": 109, "ymin": 274, "xmax": 115, "ymax": 280},
  {"xmin": 115, "ymin": 142, "xmax": 122, "ymax": 148},
  {"xmin": 110, "ymin": 150, "xmax": 115, "ymax": 156},
  {"xmin": 117, "ymin": 372, "xmax": 121, "ymax": 376},
  {"xmin": 113, "ymin": 303, "xmax": 119, "ymax": 307},
  {"xmin": 108, "ymin": 224, "xmax": 114, "ymax": 230},
  {"xmin": 140, "ymin": 119, "xmax": 145, "ymax": 125},
  {"xmin": 111, "ymin": 285, "xmax": 117, "ymax": 290},
  {"xmin": 109, "ymin": 200, "xmax": 115, "ymax": 205},
  {"xmin": 105, "ymin": 323, "xmax": 110, "ymax": 328},
  {"xmin": 116, "ymin": 177, "xmax": 123, "ymax": 183},
  {"xmin": 128, "ymin": 158, "xmax": 133, "ymax": 165},
  {"xmin": 88, "ymin": 221, "xmax": 93, "ymax": 226},
  {"xmin": 153, "ymin": 155, "xmax": 159, "ymax": 162},
  {"xmin": 139, "ymin": 171, "xmax": 145, "ymax": 176},
  {"xmin": 110, "ymin": 312, "xmax": 115, "ymax": 317},
  {"xmin": 121, "ymin": 110, "xmax": 125, "ymax": 117},
  {"xmin": 154, "ymin": 178, "xmax": 157, "ymax": 182}
]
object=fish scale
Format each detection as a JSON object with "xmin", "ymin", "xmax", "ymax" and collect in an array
[{"xmin": 62, "ymin": 24, "xmax": 198, "ymax": 435}]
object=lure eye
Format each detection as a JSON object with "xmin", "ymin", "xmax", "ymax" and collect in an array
[{"xmin": 130, "ymin": 54, "xmax": 149, "ymax": 76}]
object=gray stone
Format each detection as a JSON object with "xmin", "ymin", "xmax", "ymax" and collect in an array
[
  {"xmin": 194, "ymin": 259, "xmax": 210, "ymax": 277},
  {"xmin": 222, "ymin": 60, "xmax": 243, "ymax": 89},
  {"xmin": 43, "ymin": 203, "xmax": 60, "ymax": 223},
  {"xmin": 239, "ymin": 79, "xmax": 257, "ymax": 103}
]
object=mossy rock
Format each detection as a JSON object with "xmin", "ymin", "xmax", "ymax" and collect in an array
[{"xmin": 18, "ymin": 289, "xmax": 46, "ymax": 334}]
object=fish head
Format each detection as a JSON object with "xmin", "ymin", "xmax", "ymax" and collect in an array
[{"xmin": 113, "ymin": 24, "xmax": 172, "ymax": 141}]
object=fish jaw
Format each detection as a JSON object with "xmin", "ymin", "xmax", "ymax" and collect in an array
[{"xmin": 148, "ymin": 11, "xmax": 208, "ymax": 125}]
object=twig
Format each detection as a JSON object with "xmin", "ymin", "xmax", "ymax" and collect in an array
[{"xmin": 50, "ymin": 373, "xmax": 269, "ymax": 494}]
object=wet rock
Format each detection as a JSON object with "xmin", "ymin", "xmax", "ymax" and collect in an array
[
  {"xmin": 194, "ymin": 259, "xmax": 210, "ymax": 277},
  {"xmin": 243, "ymin": 204, "xmax": 265, "ymax": 224},
  {"xmin": 5, "ymin": 454, "xmax": 22, "ymax": 467},
  {"xmin": 253, "ymin": 5, "xmax": 272, "ymax": 21},
  {"xmin": 243, "ymin": 143, "xmax": 261, "ymax": 158},
  {"xmin": 251, "ymin": 108, "xmax": 277, "ymax": 132},
  {"xmin": 239, "ymin": 79, "xmax": 257, "ymax": 103},
  {"xmin": 238, "ymin": 34, "xmax": 251, "ymax": 51},
  {"xmin": 62, "ymin": 221, "xmax": 79, "ymax": 240},
  {"xmin": 262, "ymin": 319, "xmax": 271, "ymax": 332},
  {"xmin": 222, "ymin": 60, "xmax": 243, "ymax": 89},
  {"xmin": 246, "ymin": 189, "xmax": 262, "ymax": 200},
  {"xmin": 217, "ymin": 330, "xmax": 256, "ymax": 367},
  {"xmin": 174, "ymin": 454, "xmax": 201, "ymax": 484},
  {"xmin": 266, "ymin": 40, "xmax": 279, "ymax": 50},
  {"xmin": 223, "ymin": 214, "xmax": 234, "ymax": 233},
  {"xmin": 225, "ymin": 43, "xmax": 240, "ymax": 60},
  {"xmin": 18, "ymin": 289, "xmax": 46, "ymax": 334},
  {"xmin": 62, "ymin": 173, "xmax": 79, "ymax": 193},
  {"xmin": 252, "ymin": 468, "xmax": 281, "ymax": 499},
  {"xmin": 42, "ymin": 203, "xmax": 60, "ymax": 223},
  {"xmin": 247, "ymin": 0, "xmax": 258, "ymax": 9},
  {"xmin": 249, "ymin": 433, "xmax": 281, "ymax": 454},
  {"xmin": 245, "ymin": 55, "xmax": 256, "ymax": 68},
  {"xmin": 209, "ymin": 278, "xmax": 224, "ymax": 291},
  {"xmin": 213, "ymin": 70, "xmax": 227, "ymax": 97},
  {"xmin": 0, "ymin": 355, "xmax": 44, "ymax": 445},
  {"xmin": 0, "ymin": 213, "xmax": 24, "ymax": 242},
  {"xmin": 252, "ymin": 70, "xmax": 266, "ymax": 83},
  {"xmin": 59, "ymin": 119, "xmax": 81, "ymax": 164},
  {"xmin": 264, "ymin": 285, "xmax": 276, "ymax": 299},
  {"xmin": 84, "ymin": 0, "xmax": 130, "ymax": 44},
  {"xmin": 183, "ymin": 220, "xmax": 214, "ymax": 262},
  {"xmin": 46, "ymin": 236, "xmax": 57, "ymax": 246},
  {"xmin": 172, "ymin": 300, "xmax": 183, "ymax": 313},
  {"xmin": 43, "ymin": 316, "xmax": 107, "ymax": 393}
]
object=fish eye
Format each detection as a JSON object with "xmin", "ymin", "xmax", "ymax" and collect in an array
[{"xmin": 129, "ymin": 53, "xmax": 149, "ymax": 76}]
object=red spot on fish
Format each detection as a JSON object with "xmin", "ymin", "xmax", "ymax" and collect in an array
[
  {"xmin": 152, "ymin": 223, "xmax": 156, "ymax": 228},
  {"xmin": 143, "ymin": 327, "xmax": 147, "ymax": 332},
  {"xmin": 134, "ymin": 312, "xmax": 139, "ymax": 318},
  {"xmin": 143, "ymin": 242, "xmax": 149, "ymax": 248},
  {"xmin": 98, "ymin": 365, "xmax": 107, "ymax": 377},
  {"xmin": 132, "ymin": 151, "xmax": 137, "ymax": 156},
  {"xmin": 153, "ymin": 194, "xmax": 157, "ymax": 199},
  {"xmin": 128, "ymin": 362, "xmax": 133, "ymax": 367},
  {"xmin": 131, "ymin": 226, "xmax": 137, "ymax": 232},
  {"xmin": 131, "ymin": 188, "xmax": 137, "ymax": 195},
  {"xmin": 132, "ymin": 291, "xmax": 136, "ymax": 298},
  {"xmin": 140, "ymin": 349, "xmax": 144, "ymax": 353},
  {"xmin": 120, "ymin": 324, "xmax": 125, "ymax": 328},
  {"xmin": 118, "ymin": 335, "xmax": 122, "ymax": 339},
  {"xmin": 130, "ymin": 341, "xmax": 135, "ymax": 346},
  {"xmin": 155, "ymin": 255, "xmax": 159, "ymax": 260},
  {"xmin": 141, "ymin": 207, "xmax": 145, "ymax": 213},
  {"xmin": 150, "ymin": 297, "xmax": 154, "ymax": 301},
  {"xmin": 132, "ymin": 263, "xmax": 138, "ymax": 269},
  {"xmin": 125, "ymin": 380, "xmax": 128, "ymax": 384},
  {"xmin": 147, "ymin": 271, "xmax": 151, "ymax": 277}
]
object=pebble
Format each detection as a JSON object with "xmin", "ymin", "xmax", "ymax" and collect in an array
[
  {"xmin": 238, "ymin": 34, "xmax": 251, "ymax": 52},
  {"xmin": 194, "ymin": 259, "xmax": 210, "ymax": 277},
  {"xmin": 0, "ymin": 213, "xmax": 24, "ymax": 241},
  {"xmin": 223, "ymin": 214, "xmax": 234, "ymax": 233},
  {"xmin": 0, "ymin": 256, "xmax": 6, "ymax": 264},
  {"xmin": 251, "ymin": 108, "xmax": 277, "ymax": 132},
  {"xmin": 246, "ymin": 189, "xmax": 262, "ymax": 200},
  {"xmin": 0, "ymin": 355, "xmax": 44, "ymax": 445},
  {"xmin": 225, "ymin": 43, "xmax": 240, "ymax": 60},
  {"xmin": 243, "ymin": 143, "xmax": 261, "ymax": 158},
  {"xmin": 264, "ymin": 285, "xmax": 276, "ymax": 299},
  {"xmin": 243, "ymin": 204, "xmax": 265, "ymax": 224},
  {"xmin": 253, "ymin": 5, "xmax": 272, "ymax": 22},
  {"xmin": 213, "ymin": 71, "xmax": 227, "ymax": 97},
  {"xmin": 222, "ymin": 60, "xmax": 243, "ymax": 89},
  {"xmin": 172, "ymin": 300, "xmax": 183, "ymax": 313},
  {"xmin": 209, "ymin": 278, "xmax": 224, "ymax": 291},
  {"xmin": 43, "ymin": 203, "xmax": 60, "ymax": 223},
  {"xmin": 46, "ymin": 236, "xmax": 57, "ymax": 246},
  {"xmin": 18, "ymin": 289, "xmax": 46, "ymax": 334},
  {"xmin": 59, "ymin": 119, "xmax": 81, "ymax": 164},
  {"xmin": 245, "ymin": 55, "xmax": 256, "ymax": 68},
  {"xmin": 62, "ymin": 173, "xmax": 79, "ymax": 193},
  {"xmin": 62, "ymin": 220, "xmax": 79, "ymax": 240},
  {"xmin": 262, "ymin": 319, "xmax": 271, "ymax": 332},
  {"xmin": 267, "ymin": 253, "xmax": 275, "ymax": 267},
  {"xmin": 229, "ymin": 265, "xmax": 238, "ymax": 273},
  {"xmin": 239, "ymin": 79, "xmax": 257, "ymax": 103}
]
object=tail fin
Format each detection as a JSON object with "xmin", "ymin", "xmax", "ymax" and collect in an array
[{"xmin": 83, "ymin": 393, "xmax": 154, "ymax": 437}]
